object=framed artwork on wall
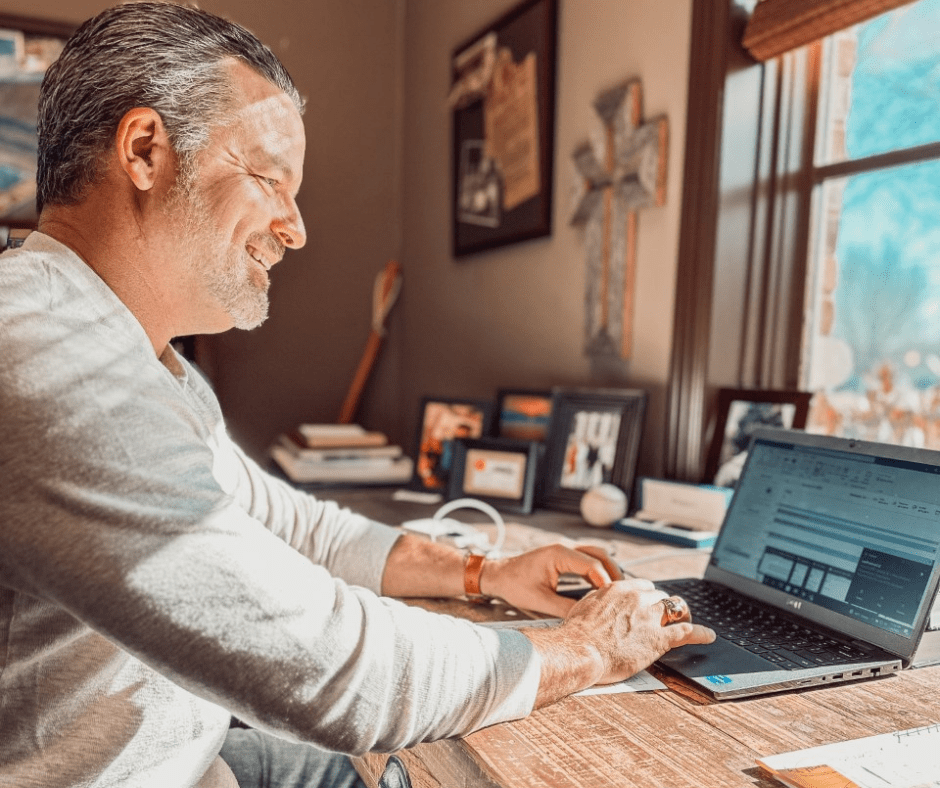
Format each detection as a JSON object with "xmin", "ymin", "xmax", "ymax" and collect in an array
[
  {"xmin": 449, "ymin": 0, "xmax": 557, "ymax": 257},
  {"xmin": 541, "ymin": 387, "xmax": 646, "ymax": 512},
  {"xmin": 0, "ymin": 13, "xmax": 74, "ymax": 230},
  {"xmin": 411, "ymin": 397, "xmax": 494, "ymax": 493},
  {"xmin": 447, "ymin": 437, "xmax": 541, "ymax": 514},
  {"xmin": 704, "ymin": 388, "xmax": 812, "ymax": 486}
]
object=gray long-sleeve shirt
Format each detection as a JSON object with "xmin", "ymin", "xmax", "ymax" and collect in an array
[{"xmin": 0, "ymin": 233, "xmax": 540, "ymax": 787}]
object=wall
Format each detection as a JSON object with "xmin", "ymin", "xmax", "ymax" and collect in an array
[
  {"xmin": 365, "ymin": 0, "xmax": 693, "ymax": 479},
  {"xmin": 9, "ymin": 0, "xmax": 694, "ymax": 482}
]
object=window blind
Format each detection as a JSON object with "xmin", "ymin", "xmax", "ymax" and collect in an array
[{"xmin": 743, "ymin": 0, "xmax": 915, "ymax": 61}]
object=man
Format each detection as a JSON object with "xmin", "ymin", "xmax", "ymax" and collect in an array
[{"xmin": 0, "ymin": 4, "xmax": 713, "ymax": 787}]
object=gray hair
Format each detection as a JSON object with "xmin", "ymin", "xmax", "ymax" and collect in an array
[{"xmin": 37, "ymin": 1, "xmax": 304, "ymax": 212}]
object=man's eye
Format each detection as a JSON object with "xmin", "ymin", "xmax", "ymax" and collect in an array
[{"xmin": 256, "ymin": 175, "xmax": 277, "ymax": 189}]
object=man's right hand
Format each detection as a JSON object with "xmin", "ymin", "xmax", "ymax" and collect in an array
[{"xmin": 520, "ymin": 578, "xmax": 716, "ymax": 707}]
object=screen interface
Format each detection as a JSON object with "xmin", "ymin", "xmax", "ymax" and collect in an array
[{"xmin": 712, "ymin": 438, "xmax": 940, "ymax": 638}]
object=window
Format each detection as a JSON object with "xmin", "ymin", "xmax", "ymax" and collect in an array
[{"xmin": 802, "ymin": 0, "xmax": 940, "ymax": 447}]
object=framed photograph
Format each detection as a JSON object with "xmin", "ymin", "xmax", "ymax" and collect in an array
[
  {"xmin": 450, "ymin": 0, "xmax": 557, "ymax": 257},
  {"xmin": 0, "ymin": 14, "xmax": 74, "ymax": 229},
  {"xmin": 542, "ymin": 388, "xmax": 647, "ymax": 512},
  {"xmin": 704, "ymin": 388, "xmax": 813, "ymax": 486},
  {"xmin": 447, "ymin": 437, "xmax": 540, "ymax": 514},
  {"xmin": 495, "ymin": 388, "xmax": 553, "ymax": 441},
  {"xmin": 412, "ymin": 397, "xmax": 494, "ymax": 492}
]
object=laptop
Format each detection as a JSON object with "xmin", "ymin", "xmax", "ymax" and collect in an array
[{"xmin": 655, "ymin": 427, "xmax": 940, "ymax": 700}]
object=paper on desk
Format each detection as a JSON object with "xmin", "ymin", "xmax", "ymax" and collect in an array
[
  {"xmin": 758, "ymin": 722, "xmax": 940, "ymax": 788},
  {"xmin": 482, "ymin": 618, "xmax": 667, "ymax": 695}
]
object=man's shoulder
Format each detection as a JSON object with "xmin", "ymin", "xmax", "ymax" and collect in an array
[{"xmin": 0, "ymin": 233, "xmax": 94, "ymax": 312}]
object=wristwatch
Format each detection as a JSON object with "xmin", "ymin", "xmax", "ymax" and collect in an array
[{"xmin": 463, "ymin": 553, "xmax": 491, "ymax": 602}]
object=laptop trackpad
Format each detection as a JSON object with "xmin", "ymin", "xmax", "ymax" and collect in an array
[{"xmin": 657, "ymin": 636, "xmax": 773, "ymax": 678}]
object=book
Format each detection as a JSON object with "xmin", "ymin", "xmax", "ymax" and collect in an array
[
  {"xmin": 297, "ymin": 423, "xmax": 389, "ymax": 448},
  {"xmin": 270, "ymin": 444, "xmax": 413, "ymax": 484},
  {"xmin": 277, "ymin": 433, "xmax": 402, "ymax": 462}
]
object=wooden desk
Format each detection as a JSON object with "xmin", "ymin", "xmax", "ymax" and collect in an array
[{"xmin": 326, "ymin": 488, "xmax": 940, "ymax": 788}]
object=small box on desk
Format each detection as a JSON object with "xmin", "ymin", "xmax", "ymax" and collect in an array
[{"xmin": 612, "ymin": 477, "xmax": 734, "ymax": 548}]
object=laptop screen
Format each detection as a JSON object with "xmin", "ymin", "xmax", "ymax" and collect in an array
[{"xmin": 710, "ymin": 432, "xmax": 940, "ymax": 640}]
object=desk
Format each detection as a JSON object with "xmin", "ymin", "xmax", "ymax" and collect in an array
[{"xmin": 326, "ymin": 489, "xmax": 940, "ymax": 788}]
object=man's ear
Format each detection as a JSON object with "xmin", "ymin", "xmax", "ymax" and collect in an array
[{"xmin": 115, "ymin": 107, "xmax": 172, "ymax": 192}]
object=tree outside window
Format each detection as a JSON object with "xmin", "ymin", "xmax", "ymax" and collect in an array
[{"xmin": 803, "ymin": 0, "xmax": 940, "ymax": 448}]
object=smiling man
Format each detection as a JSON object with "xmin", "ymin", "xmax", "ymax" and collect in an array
[{"xmin": 0, "ymin": 4, "xmax": 712, "ymax": 788}]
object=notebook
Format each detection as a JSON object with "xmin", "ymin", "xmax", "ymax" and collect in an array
[{"xmin": 655, "ymin": 427, "xmax": 940, "ymax": 700}]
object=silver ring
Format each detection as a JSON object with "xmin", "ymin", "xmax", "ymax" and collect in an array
[{"xmin": 660, "ymin": 597, "xmax": 686, "ymax": 626}]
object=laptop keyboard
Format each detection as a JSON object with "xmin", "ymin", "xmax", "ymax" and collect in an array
[{"xmin": 660, "ymin": 579, "xmax": 875, "ymax": 671}]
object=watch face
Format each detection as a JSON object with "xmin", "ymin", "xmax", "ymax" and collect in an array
[{"xmin": 378, "ymin": 755, "xmax": 412, "ymax": 788}]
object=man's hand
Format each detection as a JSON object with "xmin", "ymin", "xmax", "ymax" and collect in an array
[
  {"xmin": 480, "ymin": 543, "xmax": 624, "ymax": 617},
  {"xmin": 520, "ymin": 579, "xmax": 716, "ymax": 707}
]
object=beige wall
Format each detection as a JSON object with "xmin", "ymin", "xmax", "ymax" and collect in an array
[
  {"xmin": 9, "ymin": 0, "xmax": 693, "ymax": 480},
  {"xmin": 370, "ymin": 0, "xmax": 692, "ymax": 478},
  {"xmin": 6, "ymin": 0, "xmax": 406, "ymax": 459}
]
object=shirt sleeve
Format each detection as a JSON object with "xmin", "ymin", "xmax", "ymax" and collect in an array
[
  {"xmin": 0, "ymin": 260, "xmax": 540, "ymax": 754},
  {"xmin": 207, "ymin": 424, "xmax": 401, "ymax": 593}
]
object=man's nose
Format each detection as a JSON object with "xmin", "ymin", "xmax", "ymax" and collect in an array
[{"xmin": 272, "ymin": 199, "xmax": 306, "ymax": 250}]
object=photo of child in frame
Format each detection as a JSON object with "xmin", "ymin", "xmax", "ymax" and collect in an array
[{"xmin": 414, "ymin": 400, "xmax": 490, "ymax": 491}]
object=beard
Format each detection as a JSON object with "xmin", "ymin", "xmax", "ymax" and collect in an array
[{"xmin": 169, "ymin": 160, "xmax": 275, "ymax": 331}]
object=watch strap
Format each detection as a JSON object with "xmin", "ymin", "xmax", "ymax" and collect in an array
[{"xmin": 463, "ymin": 553, "xmax": 488, "ymax": 600}]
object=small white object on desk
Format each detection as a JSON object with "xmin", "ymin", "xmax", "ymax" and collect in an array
[
  {"xmin": 392, "ymin": 489, "xmax": 443, "ymax": 504},
  {"xmin": 580, "ymin": 484, "xmax": 628, "ymax": 527},
  {"xmin": 611, "ymin": 477, "xmax": 732, "ymax": 548}
]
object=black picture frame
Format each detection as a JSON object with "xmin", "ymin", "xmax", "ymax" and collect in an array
[
  {"xmin": 0, "ymin": 14, "xmax": 75, "ymax": 231},
  {"xmin": 703, "ymin": 388, "xmax": 812, "ymax": 485},
  {"xmin": 451, "ymin": 0, "xmax": 557, "ymax": 257},
  {"xmin": 411, "ymin": 396, "xmax": 495, "ymax": 492},
  {"xmin": 447, "ymin": 437, "xmax": 540, "ymax": 514},
  {"xmin": 495, "ymin": 388, "xmax": 553, "ymax": 441},
  {"xmin": 542, "ymin": 387, "xmax": 647, "ymax": 512}
]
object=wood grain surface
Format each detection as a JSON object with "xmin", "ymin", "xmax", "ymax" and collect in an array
[{"xmin": 319, "ymin": 487, "xmax": 937, "ymax": 788}]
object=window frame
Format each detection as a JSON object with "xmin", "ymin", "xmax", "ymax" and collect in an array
[{"xmin": 667, "ymin": 0, "xmax": 940, "ymax": 482}]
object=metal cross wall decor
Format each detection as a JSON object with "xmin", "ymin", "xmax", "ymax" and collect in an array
[{"xmin": 570, "ymin": 79, "xmax": 667, "ymax": 359}]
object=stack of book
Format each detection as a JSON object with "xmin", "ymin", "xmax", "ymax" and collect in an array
[{"xmin": 270, "ymin": 424, "xmax": 413, "ymax": 486}]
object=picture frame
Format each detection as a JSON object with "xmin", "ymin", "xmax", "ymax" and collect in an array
[
  {"xmin": 541, "ymin": 387, "xmax": 647, "ymax": 512},
  {"xmin": 704, "ymin": 388, "xmax": 813, "ymax": 486},
  {"xmin": 447, "ymin": 437, "xmax": 541, "ymax": 514},
  {"xmin": 412, "ymin": 396, "xmax": 495, "ymax": 492},
  {"xmin": 0, "ymin": 13, "xmax": 74, "ymax": 230},
  {"xmin": 495, "ymin": 388, "xmax": 553, "ymax": 441},
  {"xmin": 450, "ymin": 0, "xmax": 557, "ymax": 257}
]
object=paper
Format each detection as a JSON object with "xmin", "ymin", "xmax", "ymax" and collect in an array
[
  {"xmin": 448, "ymin": 31, "xmax": 497, "ymax": 110},
  {"xmin": 573, "ymin": 672, "xmax": 666, "ymax": 696},
  {"xmin": 758, "ymin": 723, "xmax": 940, "ymax": 788},
  {"xmin": 482, "ymin": 618, "xmax": 667, "ymax": 694},
  {"xmin": 484, "ymin": 48, "xmax": 540, "ymax": 211}
]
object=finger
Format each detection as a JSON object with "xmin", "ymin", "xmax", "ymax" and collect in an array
[
  {"xmin": 553, "ymin": 547, "xmax": 614, "ymax": 589},
  {"xmin": 662, "ymin": 622, "xmax": 717, "ymax": 647},
  {"xmin": 574, "ymin": 544, "xmax": 624, "ymax": 581}
]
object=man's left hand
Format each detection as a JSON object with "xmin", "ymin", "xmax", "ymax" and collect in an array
[{"xmin": 480, "ymin": 544, "xmax": 623, "ymax": 618}]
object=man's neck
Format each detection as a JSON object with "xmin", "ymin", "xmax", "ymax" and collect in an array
[{"xmin": 38, "ymin": 207, "xmax": 177, "ymax": 357}]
